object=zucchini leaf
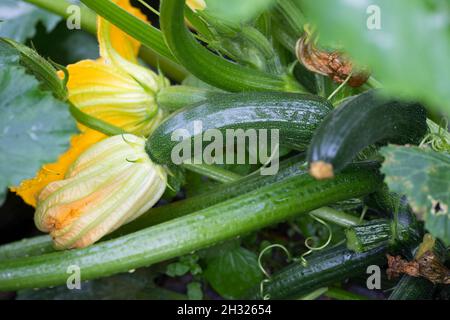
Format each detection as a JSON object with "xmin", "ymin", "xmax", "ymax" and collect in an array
[
  {"xmin": 204, "ymin": 242, "xmax": 263, "ymax": 299},
  {"xmin": 0, "ymin": 43, "xmax": 76, "ymax": 195},
  {"xmin": 303, "ymin": 0, "xmax": 450, "ymax": 117},
  {"xmin": 380, "ymin": 145, "xmax": 450, "ymax": 245},
  {"xmin": 0, "ymin": 0, "xmax": 61, "ymax": 42}
]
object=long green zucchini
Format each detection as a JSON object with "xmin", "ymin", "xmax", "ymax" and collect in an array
[
  {"xmin": 0, "ymin": 162, "xmax": 382, "ymax": 291},
  {"xmin": 345, "ymin": 205, "xmax": 422, "ymax": 253},
  {"xmin": 247, "ymin": 243, "xmax": 387, "ymax": 300},
  {"xmin": 0, "ymin": 154, "xmax": 307, "ymax": 260},
  {"xmin": 160, "ymin": 0, "xmax": 300, "ymax": 92},
  {"xmin": 147, "ymin": 92, "xmax": 333, "ymax": 165},
  {"xmin": 307, "ymin": 90, "xmax": 428, "ymax": 179}
]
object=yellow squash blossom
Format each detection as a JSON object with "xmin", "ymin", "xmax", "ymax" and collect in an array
[
  {"xmin": 35, "ymin": 134, "xmax": 167, "ymax": 249},
  {"xmin": 12, "ymin": 0, "xmax": 169, "ymax": 207}
]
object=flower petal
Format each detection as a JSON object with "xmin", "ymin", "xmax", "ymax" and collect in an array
[
  {"xmin": 11, "ymin": 130, "xmax": 105, "ymax": 207},
  {"xmin": 64, "ymin": 59, "xmax": 163, "ymax": 136},
  {"xmin": 98, "ymin": 0, "xmax": 148, "ymax": 63}
]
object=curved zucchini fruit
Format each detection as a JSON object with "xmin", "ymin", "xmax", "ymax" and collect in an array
[
  {"xmin": 307, "ymin": 90, "xmax": 428, "ymax": 179},
  {"xmin": 160, "ymin": 0, "xmax": 300, "ymax": 92},
  {"xmin": 147, "ymin": 92, "xmax": 333, "ymax": 165}
]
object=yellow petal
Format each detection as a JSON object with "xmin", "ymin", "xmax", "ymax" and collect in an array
[
  {"xmin": 11, "ymin": 130, "xmax": 105, "ymax": 207},
  {"xmin": 187, "ymin": 0, "xmax": 206, "ymax": 12},
  {"xmin": 64, "ymin": 59, "xmax": 164, "ymax": 136},
  {"xmin": 98, "ymin": 0, "xmax": 148, "ymax": 63},
  {"xmin": 34, "ymin": 135, "xmax": 167, "ymax": 249}
]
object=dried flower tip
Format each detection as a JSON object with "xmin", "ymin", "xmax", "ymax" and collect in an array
[{"xmin": 296, "ymin": 35, "xmax": 370, "ymax": 88}]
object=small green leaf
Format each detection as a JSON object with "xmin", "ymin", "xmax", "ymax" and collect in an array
[
  {"xmin": 204, "ymin": 245, "xmax": 263, "ymax": 299},
  {"xmin": 166, "ymin": 262, "xmax": 191, "ymax": 277},
  {"xmin": 0, "ymin": 0, "xmax": 61, "ymax": 42},
  {"xmin": 166, "ymin": 254, "xmax": 202, "ymax": 277},
  {"xmin": 303, "ymin": 0, "xmax": 450, "ymax": 117},
  {"xmin": 0, "ymin": 52, "xmax": 76, "ymax": 192},
  {"xmin": 187, "ymin": 282, "xmax": 203, "ymax": 300},
  {"xmin": 380, "ymin": 145, "xmax": 450, "ymax": 245}
]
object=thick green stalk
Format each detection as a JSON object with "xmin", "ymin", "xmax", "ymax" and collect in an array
[
  {"xmin": 160, "ymin": 0, "xmax": 301, "ymax": 92},
  {"xmin": 25, "ymin": 0, "xmax": 97, "ymax": 34},
  {"xmin": 0, "ymin": 235, "xmax": 53, "ymax": 261},
  {"xmin": 0, "ymin": 163, "xmax": 382, "ymax": 290},
  {"xmin": 24, "ymin": 0, "xmax": 187, "ymax": 81},
  {"xmin": 273, "ymin": 0, "xmax": 305, "ymax": 38},
  {"xmin": 80, "ymin": 0, "xmax": 173, "ymax": 59}
]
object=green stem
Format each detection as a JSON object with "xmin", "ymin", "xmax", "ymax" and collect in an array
[
  {"xmin": 366, "ymin": 76, "xmax": 383, "ymax": 89},
  {"xmin": 24, "ymin": 0, "xmax": 187, "ymax": 81},
  {"xmin": 156, "ymin": 85, "xmax": 215, "ymax": 112},
  {"xmin": 24, "ymin": 0, "xmax": 97, "ymax": 34},
  {"xmin": 0, "ymin": 235, "xmax": 53, "ymax": 260},
  {"xmin": 80, "ymin": 0, "xmax": 173, "ymax": 59},
  {"xmin": 0, "ymin": 163, "xmax": 382, "ymax": 290},
  {"xmin": 274, "ymin": 0, "xmax": 305, "ymax": 38},
  {"xmin": 299, "ymin": 287, "xmax": 328, "ymax": 300},
  {"xmin": 310, "ymin": 207, "xmax": 360, "ymax": 228},
  {"xmin": 160, "ymin": 0, "xmax": 301, "ymax": 92},
  {"xmin": 69, "ymin": 103, "xmax": 126, "ymax": 136},
  {"xmin": 181, "ymin": 163, "xmax": 242, "ymax": 183}
]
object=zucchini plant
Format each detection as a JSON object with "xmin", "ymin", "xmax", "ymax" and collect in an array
[{"xmin": 0, "ymin": 0, "xmax": 448, "ymax": 301}]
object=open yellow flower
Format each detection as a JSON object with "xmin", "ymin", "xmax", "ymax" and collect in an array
[{"xmin": 13, "ymin": 0, "xmax": 168, "ymax": 207}]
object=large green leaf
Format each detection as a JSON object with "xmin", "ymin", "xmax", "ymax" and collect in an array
[
  {"xmin": 0, "ymin": 50, "xmax": 76, "ymax": 193},
  {"xmin": 0, "ymin": 0, "xmax": 61, "ymax": 42},
  {"xmin": 204, "ymin": 243, "xmax": 263, "ymax": 299},
  {"xmin": 380, "ymin": 145, "xmax": 450, "ymax": 245},
  {"xmin": 302, "ymin": 0, "xmax": 450, "ymax": 116}
]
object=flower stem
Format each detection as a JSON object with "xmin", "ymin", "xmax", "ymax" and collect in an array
[
  {"xmin": 23, "ymin": 0, "xmax": 188, "ymax": 82},
  {"xmin": 310, "ymin": 207, "xmax": 361, "ymax": 228},
  {"xmin": 160, "ymin": 0, "xmax": 302, "ymax": 92},
  {"xmin": 182, "ymin": 163, "xmax": 242, "ymax": 183},
  {"xmin": 24, "ymin": 0, "xmax": 97, "ymax": 34}
]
